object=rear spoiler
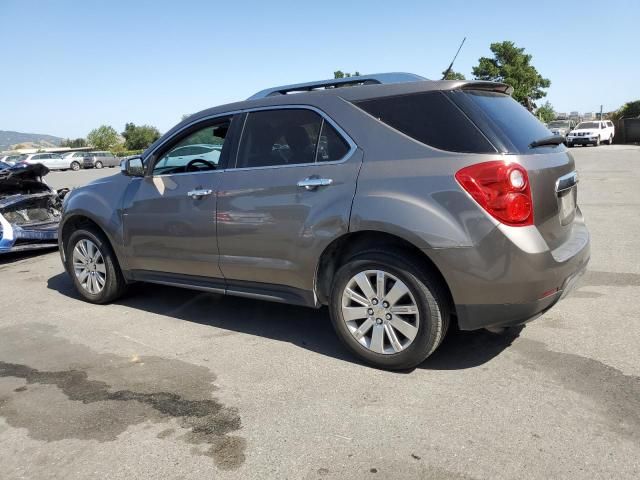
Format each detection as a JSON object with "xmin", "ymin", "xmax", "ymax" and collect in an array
[{"xmin": 459, "ymin": 81, "xmax": 513, "ymax": 96}]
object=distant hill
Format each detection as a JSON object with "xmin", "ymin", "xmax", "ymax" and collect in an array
[{"xmin": 0, "ymin": 130, "xmax": 63, "ymax": 151}]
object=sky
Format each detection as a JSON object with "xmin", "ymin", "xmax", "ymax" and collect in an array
[{"xmin": 1, "ymin": 0, "xmax": 638, "ymax": 139}]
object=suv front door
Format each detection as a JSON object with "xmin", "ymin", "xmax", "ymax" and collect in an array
[
  {"xmin": 122, "ymin": 116, "xmax": 238, "ymax": 283},
  {"xmin": 217, "ymin": 107, "xmax": 361, "ymax": 300}
]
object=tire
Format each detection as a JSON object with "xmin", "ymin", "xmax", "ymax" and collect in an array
[
  {"xmin": 95, "ymin": 161, "xmax": 104, "ymax": 169},
  {"xmin": 594, "ymin": 137, "xmax": 600, "ymax": 147},
  {"xmin": 606, "ymin": 135, "xmax": 613, "ymax": 145},
  {"xmin": 65, "ymin": 227, "xmax": 126, "ymax": 304},
  {"xmin": 567, "ymin": 143, "xmax": 574, "ymax": 148},
  {"xmin": 329, "ymin": 250, "xmax": 450, "ymax": 370},
  {"xmin": 71, "ymin": 161, "xmax": 80, "ymax": 171}
]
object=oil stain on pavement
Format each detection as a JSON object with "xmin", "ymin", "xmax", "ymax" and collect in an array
[{"xmin": 0, "ymin": 323, "xmax": 245, "ymax": 470}]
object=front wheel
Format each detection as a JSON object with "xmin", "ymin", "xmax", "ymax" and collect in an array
[
  {"xmin": 329, "ymin": 251, "xmax": 449, "ymax": 370},
  {"xmin": 95, "ymin": 161, "xmax": 104, "ymax": 169},
  {"xmin": 71, "ymin": 161, "xmax": 80, "ymax": 171},
  {"xmin": 606, "ymin": 135, "xmax": 613, "ymax": 145},
  {"xmin": 65, "ymin": 227, "xmax": 126, "ymax": 303},
  {"xmin": 594, "ymin": 137, "xmax": 601, "ymax": 147}
]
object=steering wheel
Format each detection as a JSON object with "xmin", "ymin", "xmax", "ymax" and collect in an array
[{"xmin": 186, "ymin": 158, "xmax": 216, "ymax": 172}]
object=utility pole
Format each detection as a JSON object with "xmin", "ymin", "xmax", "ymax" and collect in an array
[{"xmin": 600, "ymin": 104, "xmax": 603, "ymax": 120}]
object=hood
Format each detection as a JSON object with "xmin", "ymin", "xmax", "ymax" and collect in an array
[
  {"xmin": 0, "ymin": 162, "xmax": 50, "ymax": 181},
  {"xmin": 0, "ymin": 163, "xmax": 53, "ymax": 200}
]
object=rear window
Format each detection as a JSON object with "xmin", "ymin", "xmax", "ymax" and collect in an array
[
  {"xmin": 460, "ymin": 91, "xmax": 553, "ymax": 153},
  {"xmin": 354, "ymin": 91, "xmax": 495, "ymax": 153}
]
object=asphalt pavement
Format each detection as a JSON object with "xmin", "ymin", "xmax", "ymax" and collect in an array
[{"xmin": 1, "ymin": 145, "xmax": 639, "ymax": 479}]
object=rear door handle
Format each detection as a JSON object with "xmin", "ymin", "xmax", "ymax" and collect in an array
[
  {"xmin": 187, "ymin": 188, "xmax": 213, "ymax": 198},
  {"xmin": 297, "ymin": 177, "xmax": 333, "ymax": 191}
]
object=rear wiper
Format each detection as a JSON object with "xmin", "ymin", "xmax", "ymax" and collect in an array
[{"xmin": 529, "ymin": 135, "xmax": 565, "ymax": 149}]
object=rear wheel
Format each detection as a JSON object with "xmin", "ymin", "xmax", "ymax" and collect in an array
[
  {"xmin": 71, "ymin": 161, "xmax": 80, "ymax": 171},
  {"xmin": 65, "ymin": 227, "xmax": 126, "ymax": 304},
  {"xmin": 329, "ymin": 250, "xmax": 449, "ymax": 370},
  {"xmin": 95, "ymin": 161, "xmax": 104, "ymax": 169}
]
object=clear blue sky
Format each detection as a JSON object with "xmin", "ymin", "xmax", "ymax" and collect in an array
[{"xmin": 1, "ymin": 0, "xmax": 638, "ymax": 138}]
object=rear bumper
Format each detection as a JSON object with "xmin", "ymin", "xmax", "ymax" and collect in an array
[{"xmin": 427, "ymin": 213, "xmax": 590, "ymax": 330}]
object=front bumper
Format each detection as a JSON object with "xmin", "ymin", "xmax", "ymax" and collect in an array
[
  {"xmin": 0, "ymin": 215, "xmax": 58, "ymax": 253},
  {"xmin": 567, "ymin": 137, "xmax": 598, "ymax": 145},
  {"xmin": 427, "ymin": 215, "xmax": 591, "ymax": 330}
]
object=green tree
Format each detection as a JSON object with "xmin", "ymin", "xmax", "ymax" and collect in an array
[
  {"xmin": 472, "ymin": 41, "xmax": 551, "ymax": 105},
  {"xmin": 536, "ymin": 101, "xmax": 556, "ymax": 123},
  {"xmin": 442, "ymin": 70, "xmax": 466, "ymax": 80},
  {"xmin": 334, "ymin": 70, "xmax": 361, "ymax": 79},
  {"xmin": 122, "ymin": 123, "xmax": 161, "ymax": 150},
  {"xmin": 61, "ymin": 138, "xmax": 87, "ymax": 148},
  {"xmin": 87, "ymin": 125, "xmax": 119, "ymax": 150},
  {"xmin": 610, "ymin": 100, "xmax": 640, "ymax": 121}
]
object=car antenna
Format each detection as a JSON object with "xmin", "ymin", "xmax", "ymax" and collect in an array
[{"xmin": 441, "ymin": 37, "xmax": 466, "ymax": 80}]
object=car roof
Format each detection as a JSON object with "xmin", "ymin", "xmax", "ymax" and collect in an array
[{"xmin": 144, "ymin": 74, "xmax": 511, "ymax": 157}]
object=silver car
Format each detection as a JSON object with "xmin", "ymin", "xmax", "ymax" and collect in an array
[
  {"xmin": 59, "ymin": 73, "xmax": 590, "ymax": 369},
  {"xmin": 82, "ymin": 151, "xmax": 120, "ymax": 169}
]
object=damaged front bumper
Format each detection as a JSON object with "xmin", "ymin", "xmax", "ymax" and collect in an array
[{"xmin": 0, "ymin": 164, "xmax": 66, "ymax": 254}]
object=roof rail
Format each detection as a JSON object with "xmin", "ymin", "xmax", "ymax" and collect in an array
[{"xmin": 247, "ymin": 72, "xmax": 427, "ymax": 100}]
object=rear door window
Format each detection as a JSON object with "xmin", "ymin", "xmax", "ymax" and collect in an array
[{"xmin": 354, "ymin": 91, "xmax": 495, "ymax": 153}]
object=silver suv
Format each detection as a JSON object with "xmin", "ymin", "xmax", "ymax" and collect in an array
[
  {"xmin": 59, "ymin": 73, "xmax": 590, "ymax": 369},
  {"xmin": 82, "ymin": 151, "xmax": 119, "ymax": 169}
]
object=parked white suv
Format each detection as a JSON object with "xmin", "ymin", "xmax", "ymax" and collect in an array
[{"xmin": 567, "ymin": 120, "xmax": 615, "ymax": 147}]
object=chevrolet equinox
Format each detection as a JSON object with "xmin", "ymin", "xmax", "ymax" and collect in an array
[{"xmin": 59, "ymin": 73, "xmax": 590, "ymax": 369}]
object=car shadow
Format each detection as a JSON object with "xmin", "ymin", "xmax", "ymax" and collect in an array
[
  {"xmin": 47, "ymin": 272, "xmax": 520, "ymax": 371},
  {"xmin": 0, "ymin": 248, "xmax": 57, "ymax": 266}
]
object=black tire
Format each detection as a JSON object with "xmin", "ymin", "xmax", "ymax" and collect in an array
[
  {"xmin": 329, "ymin": 250, "xmax": 450, "ymax": 370},
  {"xmin": 567, "ymin": 143, "xmax": 574, "ymax": 148},
  {"xmin": 594, "ymin": 137, "xmax": 600, "ymax": 147},
  {"xmin": 95, "ymin": 161, "xmax": 104, "ymax": 169},
  {"xmin": 65, "ymin": 227, "xmax": 126, "ymax": 304},
  {"xmin": 71, "ymin": 161, "xmax": 80, "ymax": 171},
  {"xmin": 606, "ymin": 135, "xmax": 613, "ymax": 145}
]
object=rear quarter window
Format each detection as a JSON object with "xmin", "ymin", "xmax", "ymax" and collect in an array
[{"xmin": 354, "ymin": 91, "xmax": 495, "ymax": 153}]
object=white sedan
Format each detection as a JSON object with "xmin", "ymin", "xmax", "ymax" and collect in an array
[{"xmin": 20, "ymin": 153, "xmax": 70, "ymax": 170}]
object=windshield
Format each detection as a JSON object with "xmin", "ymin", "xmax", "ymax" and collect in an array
[
  {"xmin": 576, "ymin": 122, "xmax": 600, "ymax": 129},
  {"xmin": 548, "ymin": 121, "xmax": 570, "ymax": 128}
]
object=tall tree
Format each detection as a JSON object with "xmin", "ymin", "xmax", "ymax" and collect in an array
[
  {"xmin": 122, "ymin": 123, "xmax": 161, "ymax": 150},
  {"xmin": 87, "ymin": 125, "xmax": 119, "ymax": 150},
  {"xmin": 472, "ymin": 41, "xmax": 550, "ymax": 105},
  {"xmin": 442, "ymin": 70, "xmax": 466, "ymax": 80},
  {"xmin": 536, "ymin": 101, "xmax": 556, "ymax": 123},
  {"xmin": 610, "ymin": 100, "xmax": 640, "ymax": 121}
]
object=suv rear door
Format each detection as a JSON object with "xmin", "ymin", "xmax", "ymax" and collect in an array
[
  {"xmin": 216, "ymin": 107, "xmax": 361, "ymax": 299},
  {"xmin": 450, "ymin": 89, "xmax": 580, "ymax": 250}
]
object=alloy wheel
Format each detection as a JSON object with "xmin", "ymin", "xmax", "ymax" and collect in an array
[
  {"xmin": 341, "ymin": 270, "xmax": 420, "ymax": 354},
  {"xmin": 72, "ymin": 239, "xmax": 106, "ymax": 294}
]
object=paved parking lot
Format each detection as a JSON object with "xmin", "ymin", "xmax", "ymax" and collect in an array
[{"xmin": 1, "ymin": 145, "xmax": 639, "ymax": 479}]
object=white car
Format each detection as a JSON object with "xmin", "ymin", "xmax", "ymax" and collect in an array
[
  {"xmin": 20, "ymin": 153, "xmax": 70, "ymax": 170},
  {"xmin": 566, "ymin": 120, "xmax": 615, "ymax": 147}
]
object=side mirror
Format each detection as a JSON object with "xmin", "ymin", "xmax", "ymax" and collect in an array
[{"xmin": 121, "ymin": 156, "xmax": 145, "ymax": 176}]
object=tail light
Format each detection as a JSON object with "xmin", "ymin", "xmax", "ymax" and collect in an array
[{"xmin": 455, "ymin": 160, "xmax": 534, "ymax": 226}]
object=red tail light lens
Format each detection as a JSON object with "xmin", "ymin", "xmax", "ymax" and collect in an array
[{"xmin": 455, "ymin": 161, "xmax": 534, "ymax": 226}]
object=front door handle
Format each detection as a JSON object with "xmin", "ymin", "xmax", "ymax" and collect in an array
[
  {"xmin": 297, "ymin": 177, "xmax": 333, "ymax": 191},
  {"xmin": 187, "ymin": 188, "xmax": 213, "ymax": 199}
]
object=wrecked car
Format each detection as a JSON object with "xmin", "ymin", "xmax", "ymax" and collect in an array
[{"xmin": 0, "ymin": 163, "xmax": 68, "ymax": 253}]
